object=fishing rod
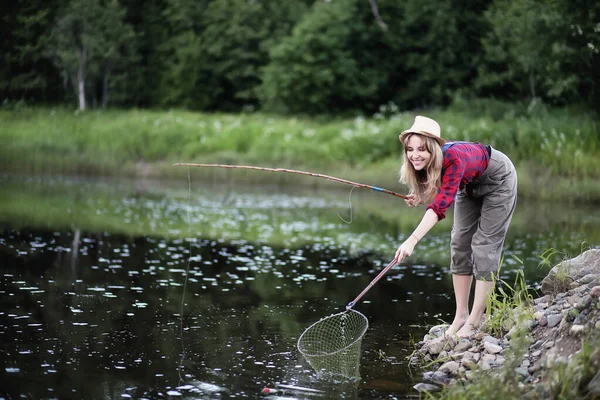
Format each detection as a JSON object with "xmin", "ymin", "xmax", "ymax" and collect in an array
[{"xmin": 173, "ymin": 163, "xmax": 409, "ymax": 200}]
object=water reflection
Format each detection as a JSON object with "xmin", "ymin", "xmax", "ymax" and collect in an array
[{"xmin": 0, "ymin": 175, "xmax": 598, "ymax": 399}]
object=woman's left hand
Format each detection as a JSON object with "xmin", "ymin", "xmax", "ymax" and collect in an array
[{"xmin": 395, "ymin": 236, "xmax": 418, "ymax": 262}]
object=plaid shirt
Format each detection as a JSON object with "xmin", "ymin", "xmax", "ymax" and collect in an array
[{"xmin": 426, "ymin": 142, "xmax": 490, "ymax": 220}]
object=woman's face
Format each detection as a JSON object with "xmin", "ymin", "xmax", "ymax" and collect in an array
[{"xmin": 405, "ymin": 134, "xmax": 431, "ymax": 171}]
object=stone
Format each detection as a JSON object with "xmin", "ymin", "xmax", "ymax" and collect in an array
[
  {"xmin": 577, "ymin": 273, "xmax": 600, "ymax": 285},
  {"xmin": 541, "ymin": 249, "xmax": 600, "ymax": 295},
  {"xmin": 570, "ymin": 325, "xmax": 585, "ymax": 335},
  {"xmin": 575, "ymin": 295, "xmax": 593, "ymax": 311},
  {"xmin": 483, "ymin": 341, "xmax": 502, "ymax": 354},
  {"xmin": 430, "ymin": 371, "xmax": 450, "ymax": 385},
  {"xmin": 538, "ymin": 316, "xmax": 548, "ymax": 327},
  {"xmin": 428, "ymin": 324, "xmax": 448, "ymax": 338},
  {"xmin": 424, "ymin": 337, "xmax": 446, "ymax": 355},
  {"xmin": 591, "ymin": 286, "xmax": 600, "ymax": 299},
  {"xmin": 454, "ymin": 339, "xmax": 472, "ymax": 352},
  {"xmin": 547, "ymin": 314, "xmax": 563, "ymax": 328},
  {"xmin": 462, "ymin": 358, "xmax": 477, "ymax": 370},
  {"xmin": 439, "ymin": 361, "xmax": 460, "ymax": 374},
  {"xmin": 481, "ymin": 335, "xmax": 500, "ymax": 345},
  {"xmin": 515, "ymin": 367, "xmax": 529, "ymax": 378},
  {"xmin": 413, "ymin": 383, "xmax": 441, "ymax": 393},
  {"xmin": 566, "ymin": 308, "xmax": 580, "ymax": 322}
]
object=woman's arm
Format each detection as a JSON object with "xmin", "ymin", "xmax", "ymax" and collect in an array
[{"xmin": 395, "ymin": 208, "xmax": 439, "ymax": 262}]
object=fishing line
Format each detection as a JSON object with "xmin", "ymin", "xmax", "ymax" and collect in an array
[
  {"xmin": 337, "ymin": 186, "xmax": 357, "ymax": 224},
  {"xmin": 178, "ymin": 167, "xmax": 193, "ymax": 383}
]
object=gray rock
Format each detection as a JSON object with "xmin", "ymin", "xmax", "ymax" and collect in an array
[
  {"xmin": 428, "ymin": 324, "xmax": 448, "ymax": 338},
  {"xmin": 547, "ymin": 314, "xmax": 563, "ymax": 328},
  {"xmin": 541, "ymin": 249, "xmax": 600, "ymax": 295},
  {"xmin": 462, "ymin": 358, "xmax": 477, "ymax": 370},
  {"xmin": 481, "ymin": 335, "xmax": 500, "ymax": 345},
  {"xmin": 454, "ymin": 339, "xmax": 472, "ymax": 352},
  {"xmin": 483, "ymin": 341, "xmax": 502, "ymax": 354},
  {"xmin": 575, "ymin": 295, "xmax": 593, "ymax": 311},
  {"xmin": 413, "ymin": 383, "xmax": 441, "ymax": 393},
  {"xmin": 430, "ymin": 371, "xmax": 450, "ymax": 385},
  {"xmin": 439, "ymin": 361, "xmax": 460, "ymax": 374}
]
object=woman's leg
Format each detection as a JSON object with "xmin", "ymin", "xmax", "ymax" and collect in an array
[
  {"xmin": 455, "ymin": 279, "xmax": 494, "ymax": 337},
  {"xmin": 457, "ymin": 149, "xmax": 518, "ymax": 338},
  {"xmin": 446, "ymin": 191, "xmax": 481, "ymax": 336},
  {"xmin": 446, "ymin": 274, "xmax": 472, "ymax": 335}
]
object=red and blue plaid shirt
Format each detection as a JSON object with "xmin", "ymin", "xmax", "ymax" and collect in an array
[{"xmin": 426, "ymin": 142, "xmax": 490, "ymax": 220}]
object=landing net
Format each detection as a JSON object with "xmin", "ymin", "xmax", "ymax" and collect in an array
[{"xmin": 297, "ymin": 309, "xmax": 368, "ymax": 380}]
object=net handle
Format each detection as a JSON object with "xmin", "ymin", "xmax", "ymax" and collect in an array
[{"xmin": 346, "ymin": 257, "xmax": 398, "ymax": 310}]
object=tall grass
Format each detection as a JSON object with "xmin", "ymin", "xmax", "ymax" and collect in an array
[{"xmin": 1, "ymin": 102, "xmax": 598, "ymax": 200}]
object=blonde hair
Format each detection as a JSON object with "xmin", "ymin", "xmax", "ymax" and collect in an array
[{"xmin": 399, "ymin": 133, "xmax": 444, "ymax": 204}]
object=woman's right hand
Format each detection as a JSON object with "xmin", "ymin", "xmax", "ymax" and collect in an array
[{"xmin": 405, "ymin": 194, "xmax": 418, "ymax": 207}]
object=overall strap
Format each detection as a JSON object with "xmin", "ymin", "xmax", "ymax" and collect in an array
[{"xmin": 442, "ymin": 141, "xmax": 471, "ymax": 155}]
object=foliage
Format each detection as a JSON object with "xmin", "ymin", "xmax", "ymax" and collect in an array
[
  {"xmin": 45, "ymin": 0, "xmax": 137, "ymax": 110},
  {"xmin": 1, "ymin": 0, "xmax": 598, "ymax": 112}
]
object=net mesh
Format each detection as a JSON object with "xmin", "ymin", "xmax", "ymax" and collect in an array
[{"xmin": 297, "ymin": 309, "xmax": 369, "ymax": 380}]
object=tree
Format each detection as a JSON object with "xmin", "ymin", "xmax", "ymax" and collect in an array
[
  {"xmin": 259, "ymin": 0, "xmax": 400, "ymax": 114},
  {"xmin": 476, "ymin": 0, "xmax": 599, "ymax": 105},
  {"xmin": 46, "ymin": 0, "xmax": 137, "ymax": 110},
  {"xmin": 0, "ymin": 0, "xmax": 63, "ymax": 102}
]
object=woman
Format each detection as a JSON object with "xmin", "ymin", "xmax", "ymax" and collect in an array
[{"xmin": 394, "ymin": 116, "xmax": 517, "ymax": 338}]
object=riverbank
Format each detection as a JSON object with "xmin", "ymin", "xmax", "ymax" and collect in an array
[
  {"xmin": 409, "ymin": 249, "xmax": 600, "ymax": 399},
  {"xmin": 1, "ymin": 105, "xmax": 598, "ymax": 203}
]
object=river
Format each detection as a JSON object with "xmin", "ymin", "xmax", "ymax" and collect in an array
[{"xmin": 1, "ymin": 174, "xmax": 598, "ymax": 399}]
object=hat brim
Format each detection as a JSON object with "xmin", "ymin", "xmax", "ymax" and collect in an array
[{"xmin": 399, "ymin": 130, "xmax": 446, "ymax": 147}]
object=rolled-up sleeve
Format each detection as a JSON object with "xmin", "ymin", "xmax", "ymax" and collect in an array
[{"xmin": 426, "ymin": 159, "xmax": 464, "ymax": 220}]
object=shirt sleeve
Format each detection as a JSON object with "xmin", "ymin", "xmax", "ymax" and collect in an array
[{"xmin": 426, "ymin": 156, "xmax": 465, "ymax": 220}]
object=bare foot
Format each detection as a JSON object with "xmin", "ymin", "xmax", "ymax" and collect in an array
[
  {"xmin": 455, "ymin": 323, "xmax": 478, "ymax": 338},
  {"xmin": 444, "ymin": 317, "xmax": 467, "ymax": 337}
]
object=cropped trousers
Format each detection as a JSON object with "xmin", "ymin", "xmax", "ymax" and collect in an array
[{"xmin": 450, "ymin": 147, "xmax": 518, "ymax": 280}]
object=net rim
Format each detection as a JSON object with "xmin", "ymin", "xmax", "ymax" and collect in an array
[{"xmin": 296, "ymin": 309, "xmax": 369, "ymax": 358}]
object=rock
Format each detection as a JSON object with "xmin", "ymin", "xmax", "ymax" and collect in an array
[
  {"xmin": 430, "ymin": 371, "xmax": 450, "ymax": 385},
  {"xmin": 428, "ymin": 324, "xmax": 448, "ymax": 338},
  {"xmin": 591, "ymin": 286, "xmax": 600, "ymax": 299},
  {"xmin": 566, "ymin": 308, "xmax": 580, "ymax": 322},
  {"xmin": 413, "ymin": 383, "xmax": 441, "ymax": 393},
  {"xmin": 482, "ymin": 335, "xmax": 500, "ymax": 345},
  {"xmin": 454, "ymin": 339, "xmax": 472, "ymax": 352},
  {"xmin": 423, "ymin": 337, "xmax": 446, "ymax": 355},
  {"xmin": 541, "ymin": 249, "xmax": 600, "ymax": 295},
  {"xmin": 538, "ymin": 316, "xmax": 548, "ymax": 327},
  {"xmin": 577, "ymin": 273, "xmax": 600, "ymax": 285},
  {"xmin": 575, "ymin": 295, "xmax": 593, "ymax": 311},
  {"xmin": 547, "ymin": 314, "xmax": 563, "ymax": 328},
  {"xmin": 462, "ymin": 358, "xmax": 477, "ymax": 370},
  {"xmin": 483, "ymin": 341, "xmax": 502, "ymax": 354},
  {"xmin": 439, "ymin": 361, "xmax": 460, "ymax": 374},
  {"xmin": 515, "ymin": 367, "xmax": 529, "ymax": 378},
  {"xmin": 570, "ymin": 325, "xmax": 585, "ymax": 335}
]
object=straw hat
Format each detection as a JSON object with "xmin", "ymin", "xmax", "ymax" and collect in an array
[{"xmin": 399, "ymin": 116, "xmax": 446, "ymax": 147}]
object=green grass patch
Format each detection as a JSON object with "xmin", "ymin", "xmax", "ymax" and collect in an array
[{"xmin": 1, "ymin": 103, "xmax": 599, "ymax": 201}]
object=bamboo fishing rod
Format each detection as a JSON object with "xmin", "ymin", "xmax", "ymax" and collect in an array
[{"xmin": 173, "ymin": 163, "xmax": 409, "ymax": 200}]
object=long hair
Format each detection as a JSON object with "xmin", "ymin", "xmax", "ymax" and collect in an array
[{"xmin": 399, "ymin": 133, "xmax": 444, "ymax": 204}]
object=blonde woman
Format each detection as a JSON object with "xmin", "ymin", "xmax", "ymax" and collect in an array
[{"xmin": 394, "ymin": 116, "xmax": 517, "ymax": 338}]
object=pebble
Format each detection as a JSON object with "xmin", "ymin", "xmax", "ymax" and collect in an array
[{"xmin": 409, "ymin": 262, "xmax": 600, "ymax": 393}]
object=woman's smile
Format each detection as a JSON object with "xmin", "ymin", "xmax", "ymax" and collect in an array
[{"xmin": 405, "ymin": 135, "xmax": 431, "ymax": 171}]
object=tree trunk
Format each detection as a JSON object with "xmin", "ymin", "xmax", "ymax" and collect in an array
[
  {"xmin": 102, "ymin": 68, "xmax": 111, "ymax": 109},
  {"xmin": 529, "ymin": 71, "xmax": 536, "ymax": 100},
  {"xmin": 77, "ymin": 45, "xmax": 87, "ymax": 111}
]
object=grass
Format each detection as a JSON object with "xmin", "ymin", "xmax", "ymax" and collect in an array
[{"xmin": 0, "ymin": 101, "xmax": 599, "ymax": 202}]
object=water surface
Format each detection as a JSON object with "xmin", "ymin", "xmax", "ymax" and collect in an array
[{"xmin": 1, "ymin": 175, "xmax": 598, "ymax": 399}]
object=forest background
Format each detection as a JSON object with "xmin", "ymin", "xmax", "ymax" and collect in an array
[{"xmin": 1, "ymin": 0, "xmax": 599, "ymax": 201}]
